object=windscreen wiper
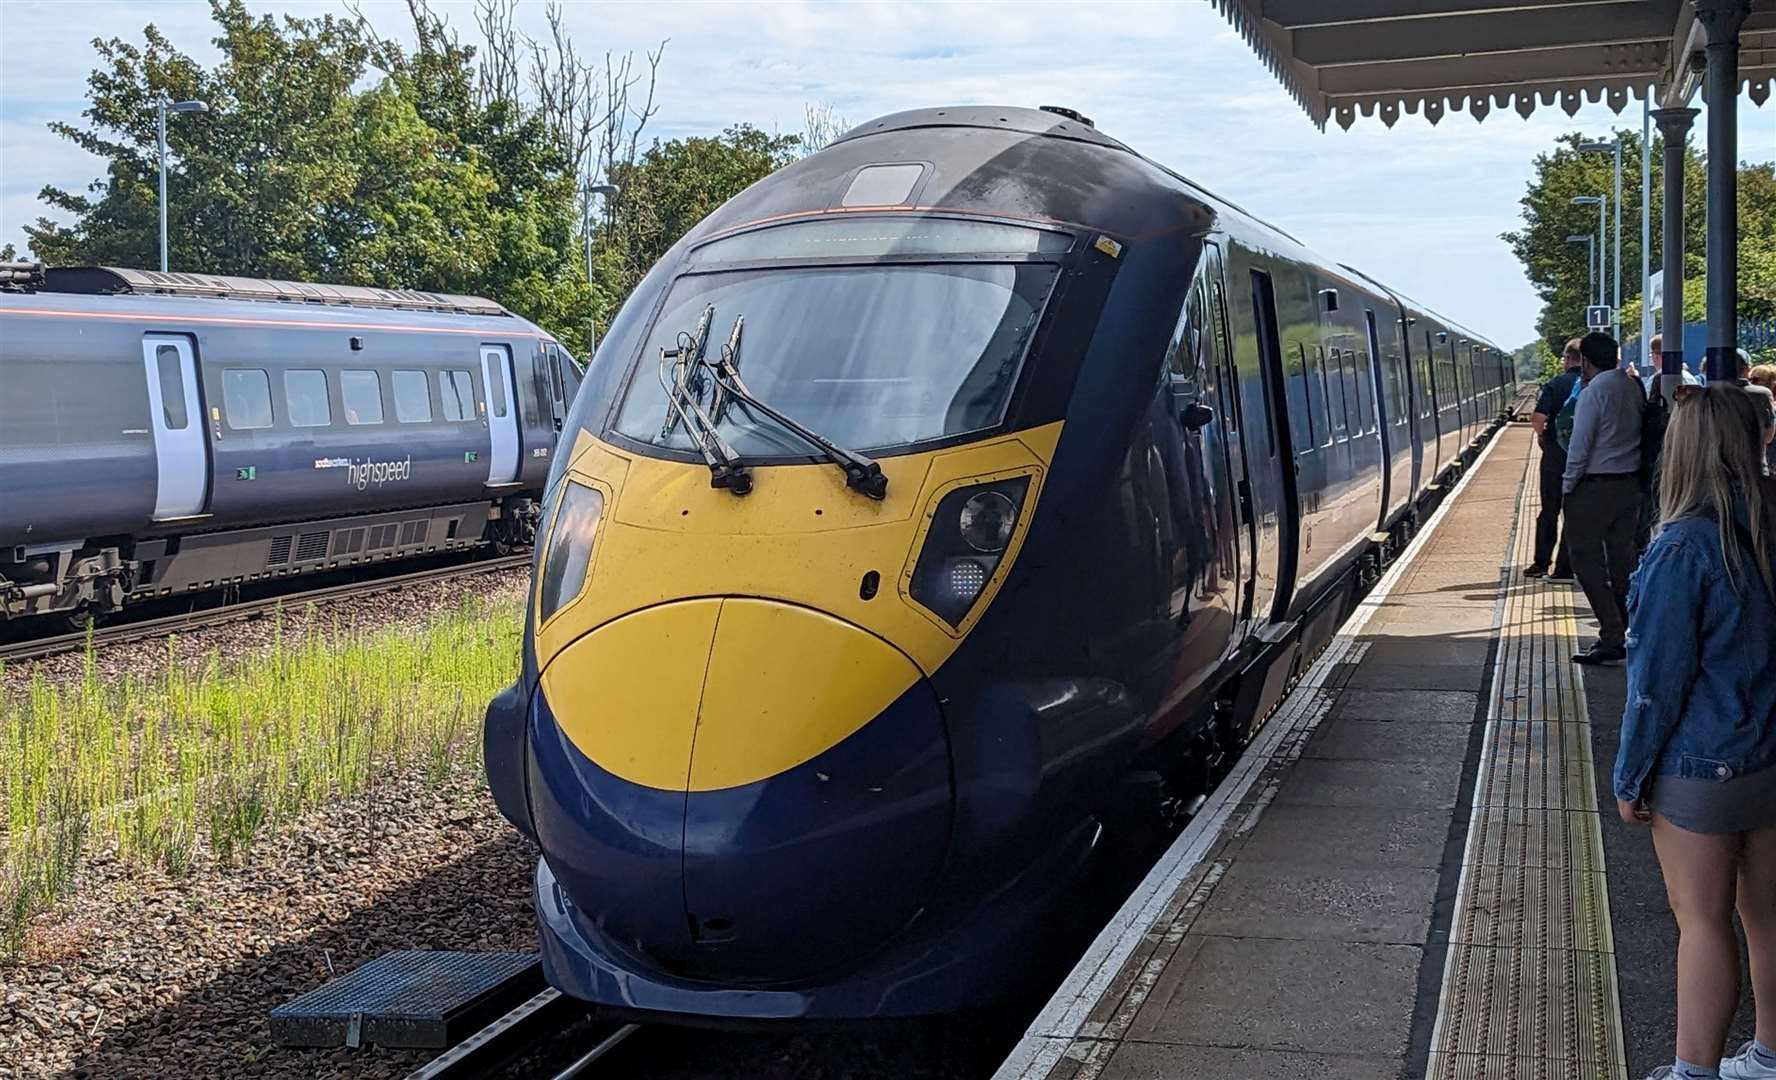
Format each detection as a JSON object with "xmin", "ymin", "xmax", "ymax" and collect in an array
[
  {"xmin": 658, "ymin": 305, "xmax": 752, "ymax": 495},
  {"xmin": 708, "ymin": 315, "xmax": 889, "ymax": 500}
]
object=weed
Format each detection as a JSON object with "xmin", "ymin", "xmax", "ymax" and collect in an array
[{"xmin": 0, "ymin": 593, "xmax": 521, "ymax": 962}]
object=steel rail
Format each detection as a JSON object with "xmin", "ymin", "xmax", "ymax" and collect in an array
[
  {"xmin": 0, "ymin": 554, "xmax": 531, "ymax": 664},
  {"xmin": 402, "ymin": 985, "xmax": 639, "ymax": 1080}
]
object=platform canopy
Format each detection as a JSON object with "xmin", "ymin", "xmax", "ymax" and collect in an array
[{"xmin": 1212, "ymin": 0, "xmax": 1776, "ymax": 129}]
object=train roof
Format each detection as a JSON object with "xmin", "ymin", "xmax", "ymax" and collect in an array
[{"xmin": 0, "ymin": 264, "xmax": 550, "ymax": 339}]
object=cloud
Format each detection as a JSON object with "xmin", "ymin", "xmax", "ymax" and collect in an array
[{"xmin": 1, "ymin": 0, "xmax": 1770, "ymax": 344}]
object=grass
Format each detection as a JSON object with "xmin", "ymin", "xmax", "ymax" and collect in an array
[{"xmin": 0, "ymin": 594, "xmax": 523, "ymax": 962}]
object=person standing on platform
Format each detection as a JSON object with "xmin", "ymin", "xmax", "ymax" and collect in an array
[
  {"xmin": 1525, "ymin": 338, "xmax": 1584, "ymax": 579},
  {"xmin": 1750, "ymin": 362, "xmax": 1776, "ymax": 474},
  {"xmin": 1739, "ymin": 350, "xmax": 1775, "ymax": 471},
  {"xmin": 1613, "ymin": 385, "xmax": 1776, "ymax": 1080},
  {"xmin": 1564, "ymin": 331, "xmax": 1644, "ymax": 664}
]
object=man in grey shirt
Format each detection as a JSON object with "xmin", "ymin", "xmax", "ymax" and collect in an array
[{"xmin": 1564, "ymin": 331, "xmax": 1643, "ymax": 665}]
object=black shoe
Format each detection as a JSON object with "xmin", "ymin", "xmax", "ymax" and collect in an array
[
  {"xmin": 1549, "ymin": 568, "xmax": 1574, "ymax": 581},
  {"xmin": 1523, "ymin": 564, "xmax": 1549, "ymax": 578},
  {"xmin": 1572, "ymin": 644, "xmax": 1626, "ymax": 665}
]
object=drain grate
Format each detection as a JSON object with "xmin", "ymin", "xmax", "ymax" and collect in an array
[{"xmin": 269, "ymin": 950, "xmax": 542, "ymax": 1049}]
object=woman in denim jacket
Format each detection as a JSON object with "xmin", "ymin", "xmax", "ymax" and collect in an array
[{"xmin": 1615, "ymin": 385, "xmax": 1776, "ymax": 1080}]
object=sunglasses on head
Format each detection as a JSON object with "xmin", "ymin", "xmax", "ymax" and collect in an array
[{"xmin": 1673, "ymin": 383, "xmax": 1705, "ymax": 404}]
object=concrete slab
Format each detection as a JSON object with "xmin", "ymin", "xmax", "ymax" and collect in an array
[
  {"xmin": 1344, "ymin": 662, "xmax": 1490, "ymax": 694},
  {"xmin": 1125, "ymin": 935, "xmax": 1421, "ymax": 1057},
  {"xmin": 1099, "ymin": 1042, "xmax": 1405, "ymax": 1080},
  {"xmin": 1304, "ymin": 716, "xmax": 1475, "ymax": 762},
  {"xmin": 1189, "ymin": 861, "xmax": 1439, "ymax": 943},
  {"xmin": 1272, "ymin": 756, "xmax": 1466, "ymax": 810},
  {"xmin": 1360, "ymin": 638, "xmax": 1496, "ymax": 668},
  {"xmin": 1330, "ymin": 689, "xmax": 1482, "ymax": 725},
  {"xmin": 1237, "ymin": 803, "xmax": 1450, "ymax": 869}
]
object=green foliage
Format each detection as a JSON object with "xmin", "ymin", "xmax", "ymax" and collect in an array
[
  {"xmin": 0, "ymin": 243, "xmax": 16, "ymax": 262},
  {"xmin": 604, "ymin": 125, "xmax": 803, "ymax": 292},
  {"xmin": 1504, "ymin": 131, "xmax": 1776, "ymax": 350},
  {"xmin": 1511, "ymin": 338, "xmax": 1559, "ymax": 381},
  {"xmin": 0, "ymin": 596, "xmax": 520, "ymax": 962},
  {"xmin": 22, "ymin": 1, "xmax": 757, "ymax": 351}
]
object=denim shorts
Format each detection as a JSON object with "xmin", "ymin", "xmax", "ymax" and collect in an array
[{"xmin": 1649, "ymin": 764, "xmax": 1776, "ymax": 834}]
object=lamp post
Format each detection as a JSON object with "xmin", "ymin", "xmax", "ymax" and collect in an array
[
  {"xmin": 156, "ymin": 99, "xmax": 208, "ymax": 272},
  {"xmin": 1579, "ymin": 138, "xmax": 1624, "ymax": 344},
  {"xmin": 1571, "ymin": 195, "xmax": 1607, "ymax": 311},
  {"xmin": 1567, "ymin": 234, "xmax": 1596, "ymax": 310},
  {"xmin": 583, "ymin": 183, "xmax": 619, "ymax": 359}
]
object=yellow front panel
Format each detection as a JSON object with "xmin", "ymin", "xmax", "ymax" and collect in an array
[
  {"xmin": 688, "ymin": 599, "xmax": 922, "ymax": 791},
  {"xmin": 539, "ymin": 598, "xmax": 721, "ymax": 791},
  {"xmin": 536, "ymin": 421, "xmax": 1063, "ymax": 679}
]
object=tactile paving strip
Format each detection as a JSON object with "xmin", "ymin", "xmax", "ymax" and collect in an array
[{"xmin": 1427, "ymin": 446, "xmax": 1628, "ymax": 1080}]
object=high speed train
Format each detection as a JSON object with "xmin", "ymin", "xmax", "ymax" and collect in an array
[
  {"xmin": 484, "ymin": 105, "xmax": 1512, "ymax": 1021},
  {"xmin": 0, "ymin": 265, "xmax": 581, "ymax": 624}
]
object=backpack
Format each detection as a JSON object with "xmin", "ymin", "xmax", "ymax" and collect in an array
[{"xmin": 1554, "ymin": 377, "xmax": 1581, "ymax": 452}]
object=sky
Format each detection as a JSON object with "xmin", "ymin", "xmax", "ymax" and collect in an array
[{"xmin": 2, "ymin": 0, "xmax": 1773, "ymax": 349}]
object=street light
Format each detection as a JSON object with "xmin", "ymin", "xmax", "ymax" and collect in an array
[
  {"xmin": 156, "ymin": 99, "xmax": 208, "ymax": 273},
  {"xmin": 583, "ymin": 182, "xmax": 619, "ymax": 358},
  {"xmin": 1567, "ymin": 234, "xmax": 1596, "ymax": 309},
  {"xmin": 1571, "ymin": 195, "xmax": 1607, "ymax": 309},
  {"xmin": 1579, "ymin": 138, "xmax": 1624, "ymax": 343}
]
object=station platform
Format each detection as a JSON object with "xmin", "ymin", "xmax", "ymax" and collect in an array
[{"xmin": 997, "ymin": 424, "xmax": 1756, "ymax": 1080}]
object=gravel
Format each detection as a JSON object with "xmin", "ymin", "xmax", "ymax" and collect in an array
[
  {"xmin": 2, "ymin": 568, "xmax": 529, "ymax": 692},
  {"xmin": 0, "ymin": 773, "xmax": 538, "ymax": 1079}
]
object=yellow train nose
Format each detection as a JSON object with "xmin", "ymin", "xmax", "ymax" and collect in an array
[
  {"xmin": 541, "ymin": 597, "xmax": 926, "ymax": 792},
  {"xmin": 535, "ymin": 598, "xmax": 954, "ymax": 980}
]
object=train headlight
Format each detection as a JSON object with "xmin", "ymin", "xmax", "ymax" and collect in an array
[
  {"xmin": 908, "ymin": 476, "xmax": 1030, "ymax": 628},
  {"xmin": 538, "ymin": 480, "xmax": 604, "ymax": 622}
]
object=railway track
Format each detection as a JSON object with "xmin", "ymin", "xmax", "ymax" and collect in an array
[
  {"xmin": 403, "ymin": 987, "xmax": 640, "ymax": 1080},
  {"xmin": 0, "ymin": 553, "xmax": 531, "ymax": 664}
]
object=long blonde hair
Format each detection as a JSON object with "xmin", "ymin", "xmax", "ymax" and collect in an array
[{"xmin": 1659, "ymin": 384, "xmax": 1775, "ymax": 596}]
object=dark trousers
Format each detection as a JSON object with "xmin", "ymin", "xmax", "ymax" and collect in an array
[
  {"xmin": 1564, "ymin": 474, "xmax": 1642, "ymax": 650},
  {"xmin": 1534, "ymin": 442, "xmax": 1570, "ymax": 573}
]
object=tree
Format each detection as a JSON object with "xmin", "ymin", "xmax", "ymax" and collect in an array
[
  {"xmin": 23, "ymin": 0, "xmax": 675, "ymax": 347},
  {"xmin": 1511, "ymin": 338, "xmax": 1559, "ymax": 381},
  {"xmin": 603, "ymin": 125, "xmax": 802, "ymax": 292},
  {"xmin": 1504, "ymin": 130, "xmax": 1776, "ymax": 351}
]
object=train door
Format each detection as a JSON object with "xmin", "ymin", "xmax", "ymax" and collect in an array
[
  {"xmin": 141, "ymin": 334, "xmax": 210, "ymax": 520},
  {"xmin": 1165, "ymin": 255, "xmax": 1244, "ymax": 661},
  {"xmin": 480, "ymin": 344, "xmax": 521, "ymax": 484},
  {"xmin": 1247, "ymin": 267, "xmax": 1298, "ymax": 626},
  {"xmin": 1400, "ymin": 318, "xmax": 1424, "ymax": 497},
  {"xmin": 1202, "ymin": 242, "xmax": 1258, "ymax": 633},
  {"xmin": 1363, "ymin": 310, "xmax": 1393, "ymax": 529},
  {"xmin": 543, "ymin": 343, "xmax": 571, "ymax": 434}
]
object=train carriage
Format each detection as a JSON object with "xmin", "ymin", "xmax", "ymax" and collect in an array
[
  {"xmin": 483, "ymin": 105, "xmax": 1512, "ymax": 1021},
  {"xmin": 1, "ymin": 266, "xmax": 578, "ymax": 622}
]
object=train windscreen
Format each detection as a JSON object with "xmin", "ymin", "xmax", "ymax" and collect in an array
[{"xmin": 612, "ymin": 260, "xmax": 1058, "ymax": 457}]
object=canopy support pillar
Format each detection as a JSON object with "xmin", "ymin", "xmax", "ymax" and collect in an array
[
  {"xmin": 1695, "ymin": 0, "xmax": 1750, "ymax": 382},
  {"xmin": 1652, "ymin": 106, "xmax": 1698, "ymax": 401}
]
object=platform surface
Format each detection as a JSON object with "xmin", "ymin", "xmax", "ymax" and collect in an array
[{"xmin": 993, "ymin": 424, "xmax": 1716, "ymax": 1080}]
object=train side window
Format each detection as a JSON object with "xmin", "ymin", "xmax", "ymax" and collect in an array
[
  {"xmin": 393, "ymin": 369, "xmax": 432, "ymax": 423},
  {"xmin": 1327, "ymin": 350, "xmax": 1348, "ymax": 439},
  {"xmin": 1353, "ymin": 350, "xmax": 1374, "ymax": 434},
  {"xmin": 1169, "ymin": 281, "xmax": 1206, "ymax": 396},
  {"xmin": 285, "ymin": 369, "xmax": 331, "ymax": 428},
  {"xmin": 1288, "ymin": 342, "xmax": 1315, "ymax": 448},
  {"xmin": 440, "ymin": 370, "xmax": 475, "ymax": 421},
  {"xmin": 154, "ymin": 345, "xmax": 188, "ymax": 430},
  {"xmin": 548, "ymin": 346, "xmax": 567, "ymax": 404},
  {"xmin": 341, "ymin": 369, "xmax": 384, "ymax": 425},
  {"xmin": 222, "ymin": 369, "xmax": 273, "ymax": 430},
  {"xmin": 487, "ymin": 353, "xmax": 509, "ymax": 418}
]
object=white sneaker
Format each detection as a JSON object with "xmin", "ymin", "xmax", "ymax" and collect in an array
[
  {"xmin": 1642, "ymin": 1068, "xmax": 1676, "ymax": 1080},
  {"xmin": 1722, "ymin": 1041, "xmax": 1776, "ymax": 1080}
]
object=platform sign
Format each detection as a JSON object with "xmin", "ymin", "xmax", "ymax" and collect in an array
[{"xmin": 1585, "ymin": 305, "xmax": 1612, "ymax": 330}]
